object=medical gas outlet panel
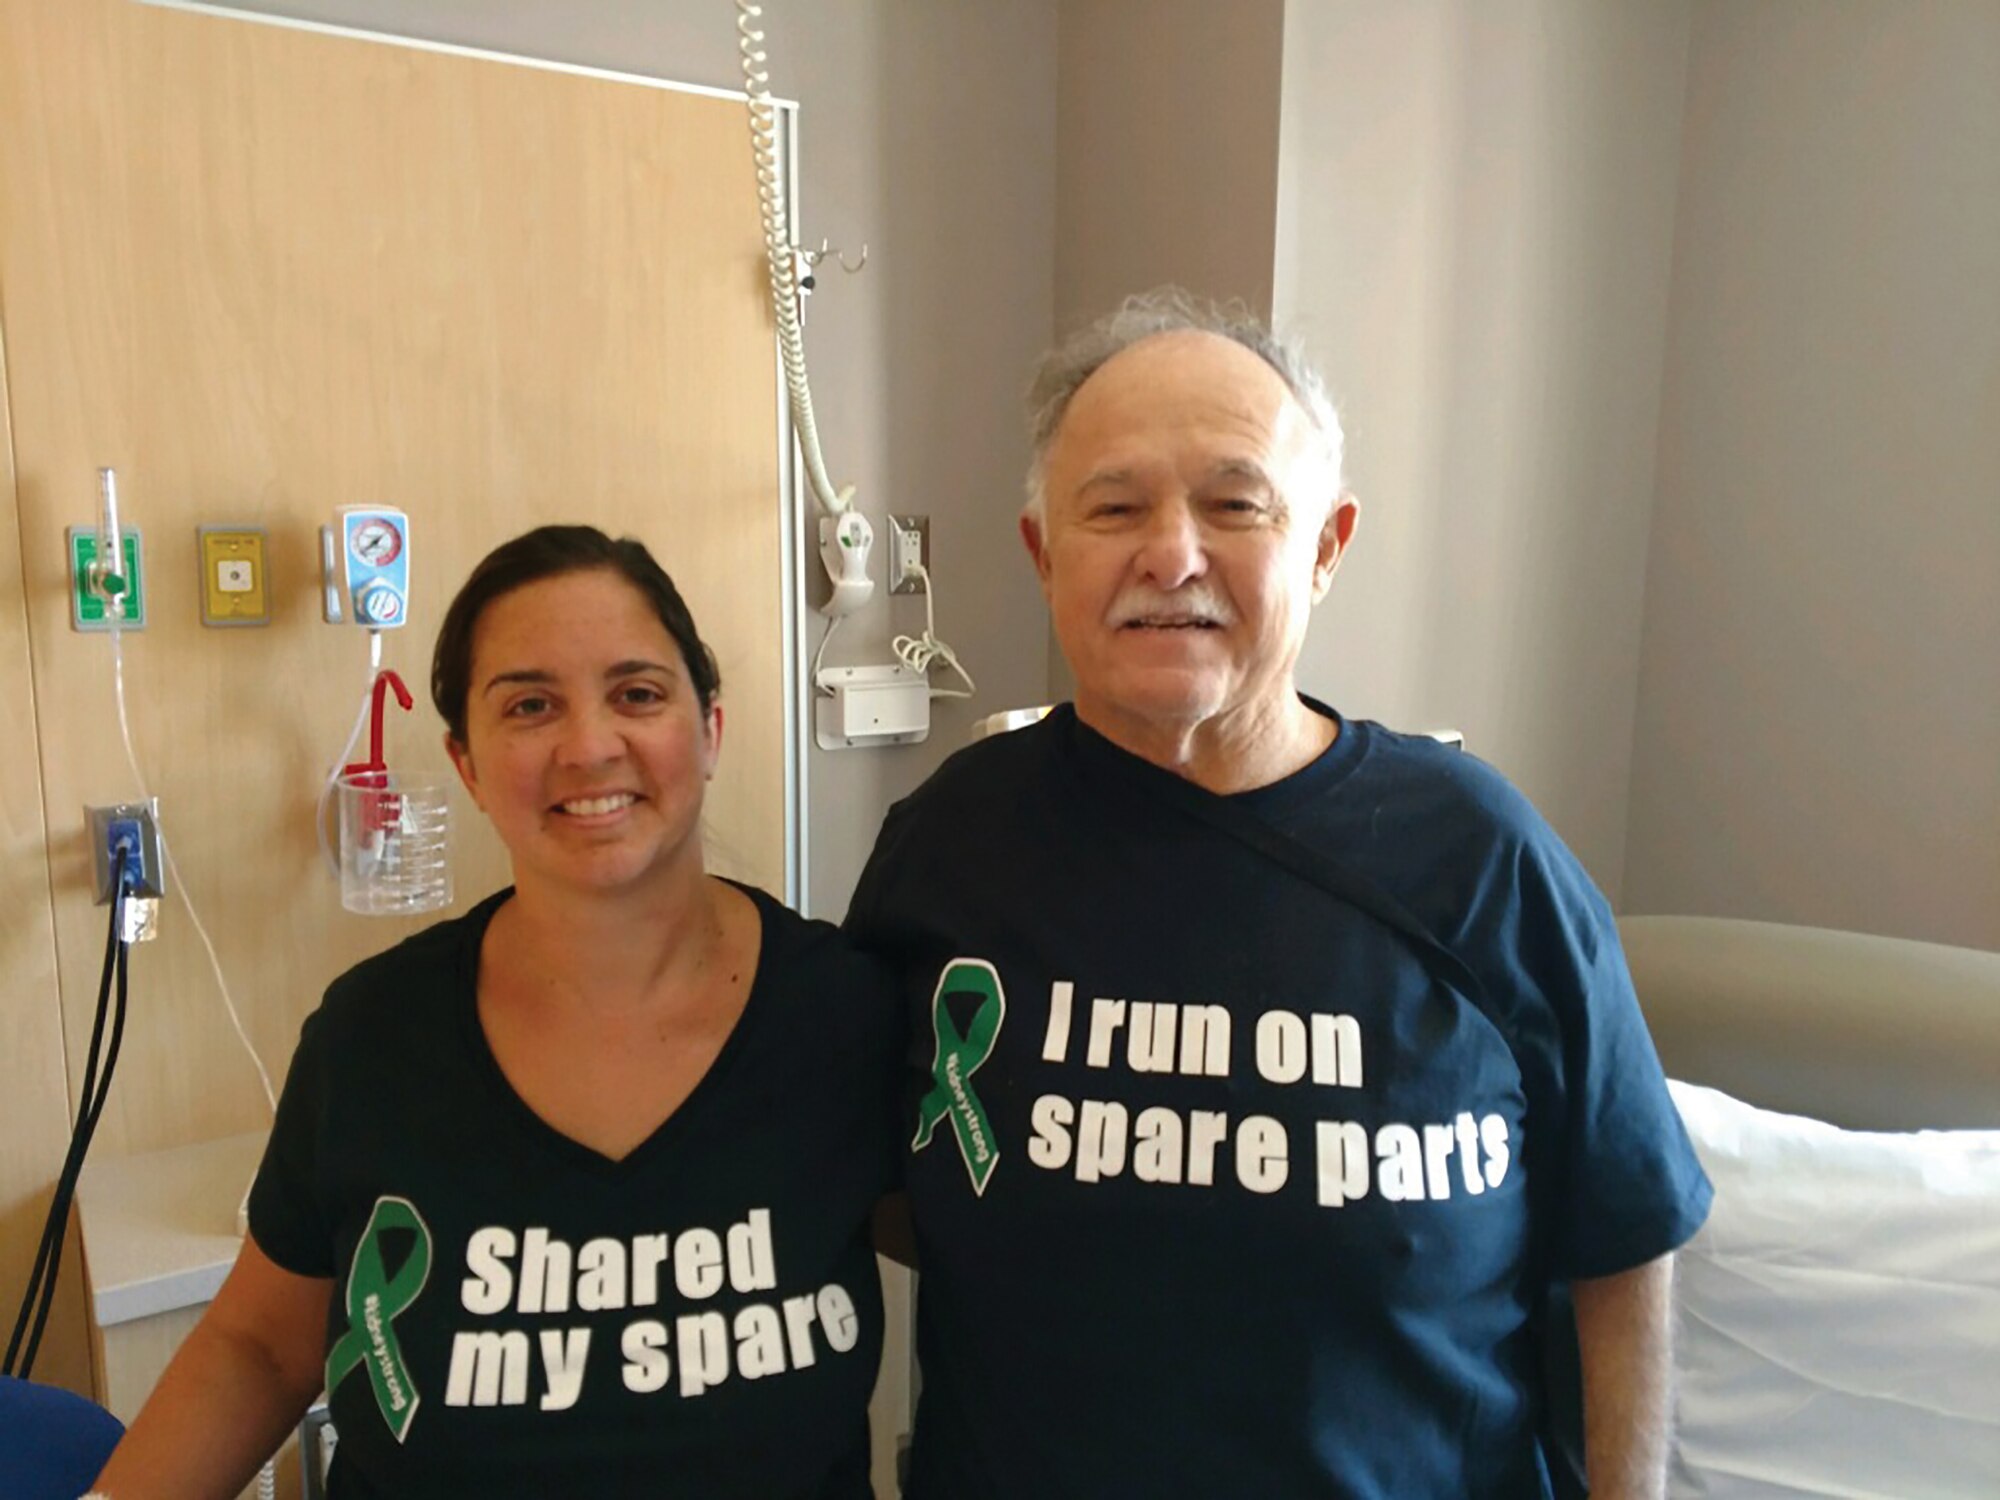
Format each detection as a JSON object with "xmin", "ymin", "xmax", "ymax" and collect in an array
[{"xmin": 322, "ymin": 507, "xmax": 411, "ymax": 627}]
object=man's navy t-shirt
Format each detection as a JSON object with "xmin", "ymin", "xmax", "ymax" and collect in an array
[{"xmin": 847, "ymin": 702, "xmax": 1711, "ymax": 1499}]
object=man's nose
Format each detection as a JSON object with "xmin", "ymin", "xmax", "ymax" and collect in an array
[{"xmin": 1133, "ymin": 501, "xmax": 1207, "ymax": 588}]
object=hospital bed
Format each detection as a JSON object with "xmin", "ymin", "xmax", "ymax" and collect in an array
[{"xmin": 1619, "ymin": 916, "xmax": 2000, "ymax": 1500}]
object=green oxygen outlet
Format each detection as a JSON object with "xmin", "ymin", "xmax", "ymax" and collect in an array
[{"xmin": 69, "ymin": 527, "xmax": 146, "ymax": 631}]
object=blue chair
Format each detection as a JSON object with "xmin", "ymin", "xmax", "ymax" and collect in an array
[{"xmin": 0, "ymin": 1375, "xmax": 125, "ymax": 1500}]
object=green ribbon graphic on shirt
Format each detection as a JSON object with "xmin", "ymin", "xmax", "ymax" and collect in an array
[
  {"xmin": 913, "ymin": 958, "xmax": 1006, "ymax": 1197},
  {"xmin": 325, "ymin": 1195, "xmax": 433, "ymax": 1444}
]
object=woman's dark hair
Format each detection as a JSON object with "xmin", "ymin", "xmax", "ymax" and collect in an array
[{"xmin": 431, "ymin": 525, "xmax": 721, "ymax": 745}]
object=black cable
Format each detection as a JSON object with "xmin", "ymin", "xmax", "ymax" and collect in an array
[
  {"xmin": 20, "ymin": 931, "xmax": 131, "ymax": 1377},
  {"xmin": 3, "ymin": 851, "xmax": 123, "ymax": 1375},
  {"xmin": 74, "ymin": 848, "xmax": 126, "ymax": 1133},
  {"xmin": 3, "ymin": 853, "xmax": 118, "ymax": 1375},
  {"xmin": 4, "ymin": 848, "xmax": 129, "ymax": 1378}
]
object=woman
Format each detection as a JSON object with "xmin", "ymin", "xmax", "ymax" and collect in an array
[{"xmin": 93, "ymin": 527, "xmax": 904, "ymax": 1498}]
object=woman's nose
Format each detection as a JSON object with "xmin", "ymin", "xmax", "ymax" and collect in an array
[{"xmin": 553, "ymin": 705, "xmax": 625, "ymax": 767}]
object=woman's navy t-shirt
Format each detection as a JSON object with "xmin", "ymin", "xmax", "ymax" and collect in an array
[{"xmin": 249, "ymin": 882, "xmax": 903, "ymax": 1499}]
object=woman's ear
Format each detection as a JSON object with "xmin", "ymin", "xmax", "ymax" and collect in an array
[
  {"xmin": 701, "ymin": 701, "xmax": 724, "ymax": 782},
  {"xmin": 445, "ymin": 731, "xmax": 482, "ymax": 808}
]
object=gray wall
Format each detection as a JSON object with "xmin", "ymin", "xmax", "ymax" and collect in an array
[
  {"xmin": 1274, "ymin": 0, "xmax": 1694, "ymax": 895},
  {"xmin": 1622, "ymin": 1, "xmax": 2000, "ymax": 948},
  {"xmin": 1054, "ymin": 0, "xmax": 1284, "ymax": 333},
  {"xmin": 1045, "ymin": 0, "xmax": 1286, "ymax": 697},
  {"xmin": 210, "ymin": 0, "xmax": 1060, "ymax": 925}
]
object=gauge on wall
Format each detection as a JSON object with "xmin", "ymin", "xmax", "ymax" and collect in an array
[
  {"xmin": 350, "ymin": 517, "xmax": 403, "ymax": 568},
  {"xmin": 325, "ymin": 507, "xmax": 412, "ymax": 630}
]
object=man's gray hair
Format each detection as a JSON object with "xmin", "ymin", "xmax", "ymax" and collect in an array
[{"xmin": 1023, "ymin": 287, "xmax": 1345, "ymax": 519}]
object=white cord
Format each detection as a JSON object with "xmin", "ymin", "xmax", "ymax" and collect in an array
[
  {"xmin": 736, "ymin": 0, "xmax": 855, "ymax": 518},
  {"xmin": 316, "ymin": 630, "xmax": 383, "ymax": 878},
  {"xmin": 893, "ymin": 563, "xmax": 975, "ymax": 699},
  {"xmin": 110, "ymin": 630, "xmax": 278, "ymax": 1115},
  {"xmin": 810, "ymin": 615, "xmax": 842, "ymax": 695}
]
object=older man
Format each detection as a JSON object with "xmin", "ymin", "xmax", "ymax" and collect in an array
[{"xmin": 849, "ymin": 292, "xmax": 1710, "ymax": 1500}]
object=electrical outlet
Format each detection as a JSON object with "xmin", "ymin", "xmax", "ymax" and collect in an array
[
  {"xmin": 889, "ymin": 514, "xmax": 930, "ymax": 595},
  {"xmin": 87, "ymin": 800, "xmax": 166, "ymax": 904}
]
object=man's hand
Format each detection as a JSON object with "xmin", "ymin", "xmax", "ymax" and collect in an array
[{"xmin": 1573, "ymin": 1252, "xmax": 1677, "ymax": 1500}]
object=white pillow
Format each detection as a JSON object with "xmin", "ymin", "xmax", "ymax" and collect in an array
[{"xmin": 1666, "ymin": 1080, "xmax": 2000, "ymax": 1500}]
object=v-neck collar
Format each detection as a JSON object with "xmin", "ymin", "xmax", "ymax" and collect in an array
[{"xmin": 454, "ymin": 880, "xmax": 776, "ymax": 1181}]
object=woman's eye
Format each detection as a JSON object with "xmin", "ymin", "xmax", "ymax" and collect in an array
[
  {"xmin": 504, "ymin": 695, "xmax": 552, "ymax": 718},
  {"xmin": 618, "ymin": 683, "xmax": 667, "ymax": 708}
]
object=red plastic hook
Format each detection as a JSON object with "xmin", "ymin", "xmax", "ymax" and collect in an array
[
  {"xmin": 341, "ymin": 669, "xmax": 414, "ymax": 783},
  {"xmin": 339, "ymin": 669, "xmax": 416, "ymax": 839}
]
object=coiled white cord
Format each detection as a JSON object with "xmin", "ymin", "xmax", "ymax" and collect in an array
[
  {"xmin": 893, "ymin": 564, "xmax": 975, "ymax": 699},
  {"xmin": 810, "ymin": 615, "xmax": 842, "ymax": 695},
  {"xmin": 736, "ymin": 0, "xmax": 854, "ymax": 519},
  {"xmin": 109, "ymin": 630, "xmax": 277, "ymax": 1114}
]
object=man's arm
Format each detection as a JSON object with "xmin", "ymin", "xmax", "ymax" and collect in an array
[{"xmin": 1572, "ymin": 1252, "xmax": 1677, "ymax": 1500}]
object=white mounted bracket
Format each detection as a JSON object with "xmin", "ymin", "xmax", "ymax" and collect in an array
[{"xmin": 815, "ymin": 664, "xmax": 930, "ymax": 750}]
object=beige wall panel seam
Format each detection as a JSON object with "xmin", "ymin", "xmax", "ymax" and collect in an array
[
  {"xmin": 0, "ymin": 312, "xmax": 74, "ymax": 1112},
  {"xmin": 0, "ymin": 231, "xmax": 93, "ymax": 1391}
]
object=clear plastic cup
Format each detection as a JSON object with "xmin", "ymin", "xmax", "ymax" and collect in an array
[{"xmin": 337, "ymin": 771, "xmax": 452, "ymax": 916}]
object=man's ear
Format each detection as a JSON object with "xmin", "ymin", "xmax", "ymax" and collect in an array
[
  {"xmin": 1312, "ymin": 491, "xmax": 1360, "ymax": 603},
  {"xmin": 1020, "ymin": 511, "xmax": 1054, "ymax": 597},
  {"xmin": 445, "ymin": 731, "xmax": 482, "ymax": 809}
]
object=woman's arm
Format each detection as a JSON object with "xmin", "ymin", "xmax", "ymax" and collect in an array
[{"xmin": 92, "ymin": 1235, "xmax": 331, "ymax": 1500}]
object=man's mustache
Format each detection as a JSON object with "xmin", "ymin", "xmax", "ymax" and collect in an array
[{"xmin": 1107, "ymin": 586, "xmax": 1237, "ymax": 628}]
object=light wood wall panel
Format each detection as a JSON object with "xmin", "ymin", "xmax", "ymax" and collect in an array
[
  {"xmin": 0, "ymin": 310, "xmax": 94, "ymax": 1393},
  {"xmin": 0, "ymin": 0, "xmax": 782, "ymax": 1196}
]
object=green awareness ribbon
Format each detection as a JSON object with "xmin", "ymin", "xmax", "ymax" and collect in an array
[
  {"xmin": 913, "ymin": 958, "xmax": 1006, "ymax": 1196},
  {"xmin": 325, "ymin": 1195, "xmax": 433, "ymax": 1444}
]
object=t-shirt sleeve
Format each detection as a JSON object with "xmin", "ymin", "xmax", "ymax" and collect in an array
[
  {"xmin": 1517, "ymin": 846, "xmax": 1713, "ymax": 1279},
  {"xmin": 246, "ymin": 1008, "xmax": 338, "ymax": 1278},
  {"xmin": 848, "ymin": 800, "xmax": 952, "ymax": 1198},
  {"xmin": 860, "ymin": 952, "xmax": 911, "ymax": 1196},
  {"xmin": 820, "ymin": 937, "xmax": 913, "ymax": 1198},
  {"xmin": 842, "ymin": 797, "xmax": 911, "ymax": 947}
]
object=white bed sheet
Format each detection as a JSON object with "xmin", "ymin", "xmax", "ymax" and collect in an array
[{"xmin": 1668, "ymin": 1081, "xmax": 2000, "ymax": 1500}]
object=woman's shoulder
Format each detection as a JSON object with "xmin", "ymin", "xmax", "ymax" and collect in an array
[
  {"xmin": 729, "ymin": 878, "xmax": 879, "ymax": 967},
  {"xmin": 728, "ymin": 879, "xmax": 902, "ymax": 1015},
  {"xmin": 315, "ymin": 889, "xmax": 502, "ymax": 1028}
]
